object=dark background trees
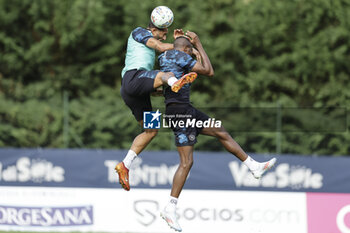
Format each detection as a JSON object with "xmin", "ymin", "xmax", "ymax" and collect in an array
[{"xmin": 1, "ymin": 0, "xmax": 349, "ymax": 155}]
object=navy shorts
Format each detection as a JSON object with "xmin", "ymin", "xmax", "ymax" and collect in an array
[
  {"xmin": 165, "ymin": 103, "xmax": 210, "ymax": 147},
  {"xmin": 121, "ymin": 69, "xmax": 160, "ymax": 121}
]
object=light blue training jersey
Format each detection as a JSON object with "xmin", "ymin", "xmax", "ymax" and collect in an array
[{"xmin": 121, "ymin": 27, "xmax": 155, "ymax": 78}]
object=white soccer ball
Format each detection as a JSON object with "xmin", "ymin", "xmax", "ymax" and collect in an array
[{"xmin": 151, "ymin": 6, "xmax": 174, "ymax": 29}]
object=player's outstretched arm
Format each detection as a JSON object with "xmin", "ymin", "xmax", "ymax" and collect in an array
[
  {"xmin": 186, "ymin": 31, "xmax": 214, "ymax": 77},
  {"xmin": 146, "ymin": 29, "xmax": 183, "ymax": 53},
  {"xmin": 146, "ymin": 38, "xmax": 173, "ymax": 53}
]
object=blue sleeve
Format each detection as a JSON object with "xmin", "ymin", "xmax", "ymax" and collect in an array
[
  {"xmin": 132, "ymin": 27, "xmax": 153, "ymax": 45},
  {"xmin": 177, "ymin": 52, "xmax": 197, "ymax": 72}
]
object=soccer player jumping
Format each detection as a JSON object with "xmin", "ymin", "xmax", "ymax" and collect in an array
[
  {"xmin": 158, "ymin": 32, "xmax": 277, "ymax": 232},
  {"xmin": 115, "ymin": 10, "xmax": 197, "ymax": 191}
]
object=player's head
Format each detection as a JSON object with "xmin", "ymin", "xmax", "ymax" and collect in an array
[
  {"xmin": 174, "ymin": 36, "xmax": 193, "ymax": 55},
  {"xmin": 148, "ymin": 21, "xmax": 168, "ymax": 41}
]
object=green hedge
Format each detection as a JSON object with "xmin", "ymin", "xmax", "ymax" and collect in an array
[{"xmin": 0, "ymin": 0, "xmax": 349, "ymax": 155}]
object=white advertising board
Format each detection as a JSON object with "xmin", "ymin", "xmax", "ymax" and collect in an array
[{"xmin": 0, "ymin": 186, "xmax": 307, "ymax": 233}]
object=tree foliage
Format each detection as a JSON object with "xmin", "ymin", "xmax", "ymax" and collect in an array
[{"xmin": 0, "ymin": 0, "xmax": 349, "ymax": 155}]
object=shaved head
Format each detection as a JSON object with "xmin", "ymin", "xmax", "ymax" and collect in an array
[{"xmin": 174, "ymin": 36, "xmax": 193, "ymax": 50}]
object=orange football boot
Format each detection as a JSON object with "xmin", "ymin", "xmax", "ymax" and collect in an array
[
  {"xmin": 171, "ymin": 72, "xmax": 198, "ymax": 93},
  {"xmin": 115, "ymin": 162, "xmax": 130, "ymax": 191}
]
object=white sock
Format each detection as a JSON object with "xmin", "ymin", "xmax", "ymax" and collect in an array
[
  {"xmin": 167, "ymin": 77, "xmax": 178, "ymax": 86},
  {"xmin": 122, "ymin": 150, "xmax": 137, "ymax": 169},
  {"xmin": 243, "ymin": 155, "xmax": 260, "ymax": 171},
  {"xmin": 165, "ymin": 196, "xmax": 178, "ymax": 212}
]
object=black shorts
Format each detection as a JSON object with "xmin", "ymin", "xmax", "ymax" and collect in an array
[
  {"xmin": 165, "ymin": 103, "xmax": 210, "ymax": 147},
  {"xmin": 121, "ymin": 69, "xmax": 160, "ymax": 121}
]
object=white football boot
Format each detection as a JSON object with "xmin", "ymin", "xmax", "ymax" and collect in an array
[
  {"xmin": 161, "ymin": 209, "xmax": 182, "ymax": 232},
  {"xmin": 251, "ymin": 157, "xmax": 277, "ymax": 179}
]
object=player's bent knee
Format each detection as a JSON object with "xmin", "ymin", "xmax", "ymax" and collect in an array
[{"xmin": 145, "ymin": 129, "xmax": 158, "ymax": 138}]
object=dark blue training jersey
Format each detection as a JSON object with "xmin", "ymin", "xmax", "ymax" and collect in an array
[
  {"xmin": 158, "ymin": 50, "xmax": 197, "ymax": 105},
  {"xmin": 132, "ymin": 27, "xmax": 153, "ymax": 44}
]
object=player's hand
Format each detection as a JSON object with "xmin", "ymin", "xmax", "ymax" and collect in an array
[
  {"xmin": 173, "ymin": 29, "xmax": 184, "ymax": 40},
  {"xmin": 192, "ymin": 48, "xmax": 202, "ymax": 64},
  {"xmin": 185, "ymin": 31, "xmax": 200, "ymax": 45}
]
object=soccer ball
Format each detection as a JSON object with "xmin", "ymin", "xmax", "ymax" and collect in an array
[{"xmin": 151, "ymin": 6, "xmax": 174, "ymax": 29}]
